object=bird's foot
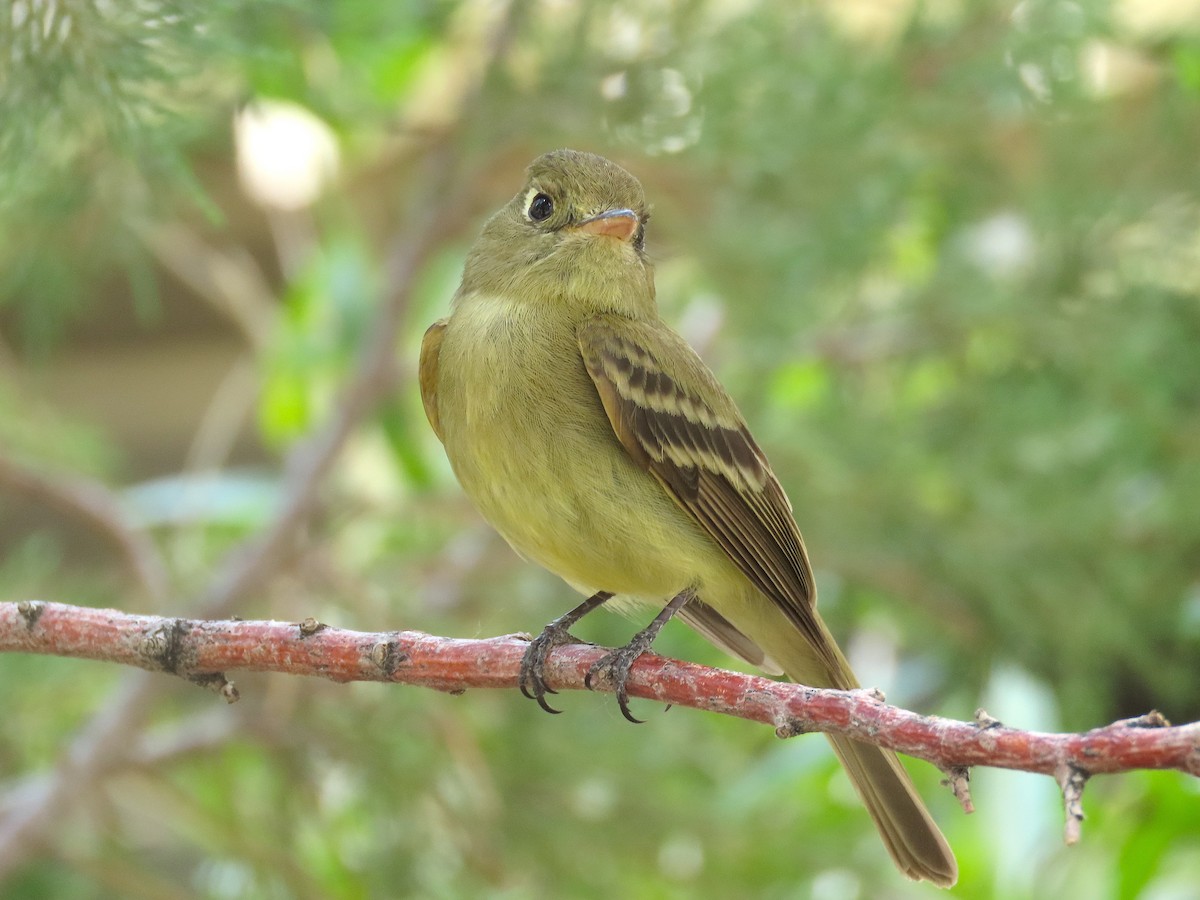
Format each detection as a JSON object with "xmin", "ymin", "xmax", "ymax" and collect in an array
[
  {"xmin": 584, "ymin": 631, "xmax": 659, "ymax": 724},
  {"xmin": 519, "ymin": 622, "xmax": 590, "ymax": 714},
  {"xmin": 584, "ymin": 588, "xmax": 695, "ymax": 724}
]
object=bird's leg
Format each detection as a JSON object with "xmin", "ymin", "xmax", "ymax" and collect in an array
[
  {"xmin": 519, "ymin": 590, "xmax": 613, "ymax": 714},
  {"xmin": 585, "ymin": 588, "xmax": 695, "ymax": 724}
]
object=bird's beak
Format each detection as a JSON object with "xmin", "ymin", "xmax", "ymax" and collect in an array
[{"xmin": 573, "ymin": 208, "xmax": 639, "ymax": 242}]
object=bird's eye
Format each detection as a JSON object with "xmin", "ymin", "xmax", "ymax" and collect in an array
[{"xmin": 528, "ymin": 192, "xmax": 554, "ymax": 222}]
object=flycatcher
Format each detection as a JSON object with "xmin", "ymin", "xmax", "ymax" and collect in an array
[{"xmin": 419, "ymin": 149, "xmax": 957, "ymax": 886}]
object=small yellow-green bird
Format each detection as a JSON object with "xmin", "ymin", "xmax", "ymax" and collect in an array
[{"xmin": 419, "ymin": 149, "xmax": 957, "ymax": 886}]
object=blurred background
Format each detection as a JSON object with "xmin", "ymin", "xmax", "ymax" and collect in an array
[{"xmin": 2, "ymin": 0, "xmax": 1199, "ymax": 896}]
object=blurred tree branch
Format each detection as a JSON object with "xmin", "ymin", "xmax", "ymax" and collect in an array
[
  {"xmin": 6, "ymin": 0, "xmax": 1200, "ymax": 890},
  {"xmin": 0, "ymin": 5, "xmax": 521, "ymax": 876},
  {"xmin": 3, "ymin": 599, "xmax": 1197, "ymax": 846},
  {"xmin": 0, "ymin": 453, "xmax": 170, "ymax": 603}
]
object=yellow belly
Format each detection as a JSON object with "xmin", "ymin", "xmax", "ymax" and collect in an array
[{"xmin": 434, "ymin": 299, "xmax": 718, "ymax": 602}]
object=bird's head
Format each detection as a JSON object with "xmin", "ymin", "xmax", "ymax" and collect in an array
[{"xmin": 458, "ymin": 149, "xmax": 655, "ymax": 317}]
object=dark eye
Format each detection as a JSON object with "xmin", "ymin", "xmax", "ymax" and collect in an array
[
  {"xmin": 634, "ymin": 212, "xmax": 649, "ymax": 251},
  {"xmin": 528, "ymin": 192, "xmax": 554, "ymax": 222}
]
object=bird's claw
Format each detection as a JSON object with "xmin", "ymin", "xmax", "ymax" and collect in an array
[
  {"xmin": 585, "ymin": 638, "xmax": 655, "ymax": 724},
  {"xmin": 519, "ymin": 622, "xmax": 587, "ymax": 714}
]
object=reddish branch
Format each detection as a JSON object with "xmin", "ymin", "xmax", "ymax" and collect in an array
[
  {"xmin": 4, "ymin": 600, "xmax": 1197, "ymax": 796},
  {"xmin": 0, "ymin": 16, "xmax": 519, "ymax": 878}
]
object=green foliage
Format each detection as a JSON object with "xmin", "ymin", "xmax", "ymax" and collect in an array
[
  {"xmin": 3, "ymin": 0, "xmax": 1200, "ymax": 897},
  {"xmin": 259, "ymin": 234, "xmax": 380, "ymax": 446},
  {"xmin": 0, "ymin": 1, "xmax": 239, "ymax": 347}
]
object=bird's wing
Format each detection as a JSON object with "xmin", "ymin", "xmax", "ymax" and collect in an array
[
  {"xmin": 419, "ymin": 318, "xmax": 448, "ymax": 444},
  {"xmin": 578, "ymin": 314, "xmax": 838, "ymax": 673},
  {"xmin": 676, "ymin": 600, "xmax": 782, "ymax": 675}
]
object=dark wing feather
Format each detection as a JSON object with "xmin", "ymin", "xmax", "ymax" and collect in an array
[
  {"xmin": 419, "ymin": 319, "xmax": 448, "ymax": 443},
  {"xmin": 578, "ymin": 315, "xmax": 838, "ymax": 673},
  {"xmin": 677, "ymin": 600, "xmax": 782, "ymax": 675}
]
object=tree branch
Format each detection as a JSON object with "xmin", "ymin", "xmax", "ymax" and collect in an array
[
  {"xmin": 0, "ymin": 9, "xmax": 525, "ymax": 878},
  {"xmin": 0, "ymin": 453, "xmax": 170, "ymax": 603},
  {"xmin": 4, "ymin": 600, "xmax": 1196, "ymax": 796}
]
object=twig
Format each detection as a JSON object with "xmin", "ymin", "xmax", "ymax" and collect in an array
[
  {"xmin": 0, "ymin": 454, "xmax": 169, "ymax": 603},
  {"xmin": 0, "ymin": 707, "xmax": 243, "ymax": 821},
  {"xmin": 0, "ymin": 6, "xmax": 521, "ymax": 880},
  {"xmin": 3, "ymin": 601, "xmax": 1198, "ymax": 786},
  {"xmin": 0, "ymin": 669, "xmax": 161, "ymax": 877},
  {"xmin": 1056, "ymin": 764, "xmax": 1089, "ymax": 845},
  {"xmin": 138, "ymin": 223, "xmax": 278, "ymax": 351},
  {"xmin": 942, "ymin": 766, "xmax": 974, "ymax": 814}
]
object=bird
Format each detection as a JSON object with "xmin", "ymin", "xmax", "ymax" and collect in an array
[{"xmin": 418, "ymin": 148, "xmax": 957, "ymax": 886}]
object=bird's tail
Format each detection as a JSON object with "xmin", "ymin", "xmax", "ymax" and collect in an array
[
  {"xmin": 775, "ymin": 620, "xmax": 958, "ymax": 887},
  {"xmin": 825, "ymin": 731, "xmax": 958, "ymax": 886}
]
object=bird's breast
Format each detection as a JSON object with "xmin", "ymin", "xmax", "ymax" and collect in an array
[{"xmin": 434, "ymin": 297, "xmax": 712, "ymax": 598}]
